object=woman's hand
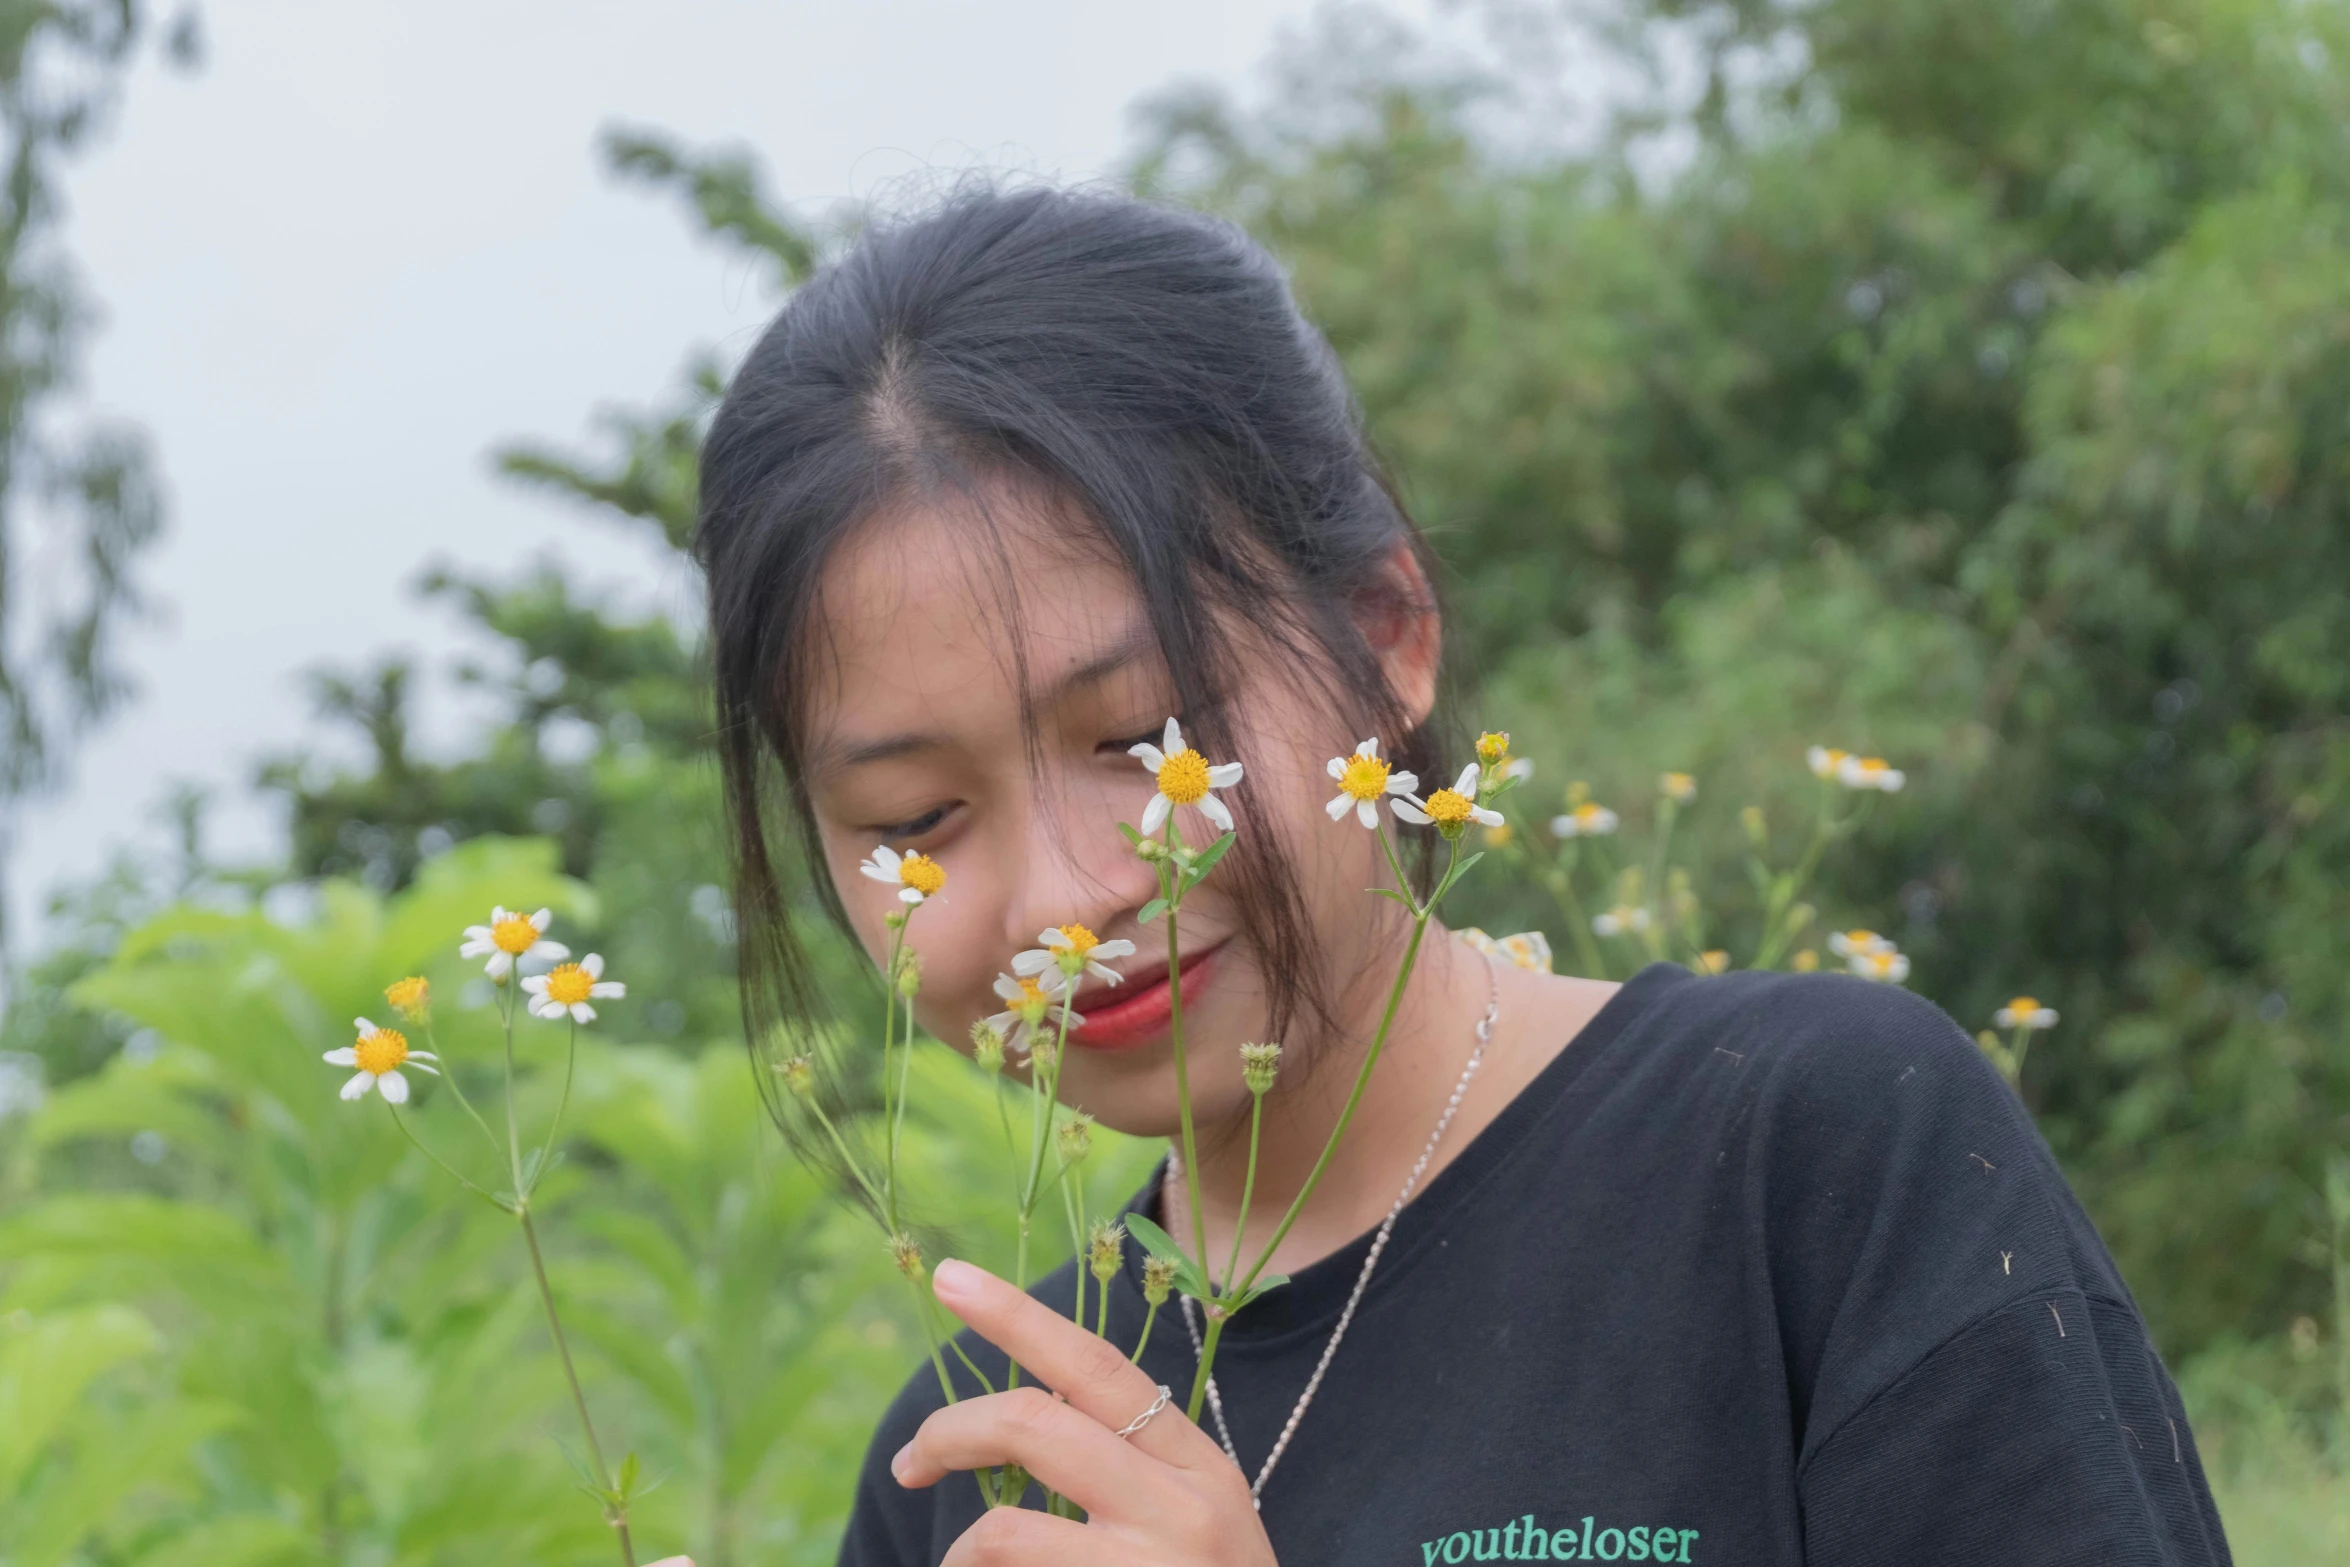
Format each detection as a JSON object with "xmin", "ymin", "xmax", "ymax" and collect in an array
[{"xmin": 895, "ymin": 1258, "xmax": 1276, "ymax": 1567}]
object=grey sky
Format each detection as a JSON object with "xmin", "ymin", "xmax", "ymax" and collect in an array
[{"xmin": 18, "ymin": 0, "xmax": 1444, "ymax": 935}]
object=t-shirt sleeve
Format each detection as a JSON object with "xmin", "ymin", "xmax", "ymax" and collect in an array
[
  {"xmin": 1738, "ymin": 976, "xmax": 2229, "ymax": 1565},
  {"xmin": 1798, "ymin": 1290, "xmax": 2230, "ymax": 1564}
]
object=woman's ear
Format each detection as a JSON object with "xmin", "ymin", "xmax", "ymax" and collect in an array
[{"xmin": 1353, "ymin": 541, "xmax": 1442, "ymax": 729}]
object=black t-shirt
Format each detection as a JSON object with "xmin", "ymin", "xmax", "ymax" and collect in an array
[{"xmin": 840, "ymin": 964, "xmax": 2231, "ymax": 1566}]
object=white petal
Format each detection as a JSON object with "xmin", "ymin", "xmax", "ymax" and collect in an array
[
  {"xmin": 1087, "ymin": 962, "xmax": 1125, "ymax": 986},
  {"xmin": 411, "ymin": 1060, "xmax": 441, "ymax": 1076},
  {"xmin": 409, "ymin": 1050, "xmax": 439, "ymax": 1062},
  {"xmin": 1356, "ymin": 738, "xmax": 1380, "ymax": 759},
  {"xmin": 1387, "ymin": 771, "xmax": 1419, "ymax": 795},
  {"xmin": 570, "ymin": 1003, "xmax": 597, "ymax": 1023},
  {"xmin": 1505, "ymin": 758, "xmax": 1535, "ymax": 781},
  {"xmin": 1880, "ymin": 771, "xmax": 1906, "ymax": 792},
  {"xmin": 490, "ymin": 906, "xmax": 512, "ymax": 924},
  {"xmin": 1161, "ymin": 717, "xmax": 1183, "ymax": 754},
  {"xmin": 1206, "ymin": 762, "xmax": 1244, "ymax": 788},
  {"xmin": 458, "ymin": 937, "xmax": 494, "ymax": 958},
  {"xmin": 463, "ymin": 924, "xmax": 492, "ymax": 942},
  {"xmin": 986, "ymin": 1007, "xmax": 1018, "ymax": 1033},
  {"xmin": 898, "ymin": 887, "xmax": 924, "ymax": 904},
  {"xmin": 341, "ymin": 1072, "xmax": 373, "ymax": 1101},
  {"xmin": 581, "ymin": 953, "xmax": 604, "ymax": 978},
  {"xmin": 486, "ymin": 952, "xmax": 514, "ymax": 978},
  {"xmin": 529, "ymin": 996, "xmax": 561, "ymax": 1019},
  {"xmin": 323, "ymin": 1048, "xmax": 358, "ymax": 1066},
  {"xmin": 859, "ymin": 862, "xmax": 898, "ymax": 883},
  {"xmin": 354, "ymin": 1017, "xmax": 379, "ymax": 1037},
  {"xmin": 1092, "ymin": 939, "xmax": 1136, "ymax": 960},
  {"xmin": 1197, "ymin": 794, "xmax": 1234, "ymax": 832},
  {"xmin": 1060, "ymin": 1007, "xmax": 1085, "ymax": 1029},
  {"xmin": 1391, "ymin": 798, "xmax": 1432, "ymax": 824},
  {"xmin": 529, "ymin": 908, "xmax": 553, "ymax": 931},
  {"xmin": 1012, "ymin": 950, "xmax": 1055, "ymax": 977},
  {"xmin": 1471, "ymin": 805, "xmax": 1506, "ymax": 827},
  {"xmin": 1327, "ymin": 756, "xmax": 1348, "ymax": 780},
  {"xmin": 1550, "ymin": 816, "xmax": 1576, "ymax": 838},
  {"xmin": 1454, "ymin": 763, "xmax": 1481, "ymax": 795},
  {"xmin": 1327, "ymin": 793, "xmax": 1356, "ymax": 821},
  {"xmin": 533, "ymin": 941, "xmax": 571, "ymax": 962},
  {"xmin": 1129, "ymin": 743, "xmax": 1166, "ymax": 772},
  {"xmin": 590, "ymin": 981, "xmax": 625, "ymax": 998},
  {"xmin": 1141, "ymin": 793, "xmax": 1171, "ymax": 835},
  {"xmin": 1041, "ymin": 929, "xmax": 1072, "ymax": 950},
  {"xmin": 1357, "ymin": 798, "xmax": 1379, "ymax": 828},
  {"xmin": 378, "ymin": 1070, "xmax": 410, "ymax": 1105},
  {"xmin": 521, "ymin": 974, "xmax": 550, "ymax": 995},
  {"xmin": 993, "ymin": 974, "xmax": 1027, "ymax": 1003}
]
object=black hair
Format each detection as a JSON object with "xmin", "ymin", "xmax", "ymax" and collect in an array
[{"xmin": 694, "ymin": 183, "xmax": 1452, "ymax": 1135}]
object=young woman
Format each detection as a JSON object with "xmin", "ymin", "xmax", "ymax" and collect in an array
[{"xmin": 654, "ymin": 187, "xmax": 2229, "ymax": 1567}]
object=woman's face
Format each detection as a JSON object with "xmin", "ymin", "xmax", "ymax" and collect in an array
[{"xmin": 794, "ymin": 488, "xmax": 1428, "ymax": 1138}]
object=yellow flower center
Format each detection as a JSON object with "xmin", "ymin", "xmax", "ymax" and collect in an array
[
  {"xmin": 2006, "ymin": 996, "xmax": 2039, "ymax": 1016},
  {"xmin": 544, "ymin": 963, "xmax": 596, "ymax": 1005},
  {"xmin": 1818, "ymin": 748, "xmax": 1850, "ymax": 770},
  {"xmin": 384, "ymin": 976, "xmax": 429, "ymax": 1017},
  {"xmin": 1157, "ymin": 748, "xmax": 1212, "ymax": 805},
  {"xmin": 898, "ymin": 853, "xmax": 947, "ymax": 896},
  {"xmin": 1055, "ymin": 923, "xmax": 1100, "ymax": 958},
  {"xmin": 1851, "ymin": 757, "xmax": 1889, "ymax": 777},
  {"xmin": 1338, "ymin": 753, "xmax": 1391, "ymax": 801},
  {"xmin": 1476, "ymin": 731, "xmax": 1510, "ymax": 765},
  {"xmin": 1424, "ymin": 788, "xmax": 1475, "ymax": 825},
  {"xmin": 1662, "ymin": 772, "xmax": 1695, "ymax": 800},
  {"xmin": 1011, "ymin": 976, "xmax": 1052, "ymax": 1022},
  {"xmin": 354, "ymin": 1027, "xmax": 409, "ymax": 1076},
  {"xmin": 1574, "ymin": 804, "xmax": 1608, "ymax": 828},
  {"xmin": 1844, "ymin": 928, "xmax": 1880, "ymax": 948},
  {"xmin": 492, "ymin": 914, "xmax": 541, "ymax": 954}
]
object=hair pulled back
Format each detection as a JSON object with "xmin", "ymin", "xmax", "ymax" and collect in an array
[{"xmin": 695, "ymin": 183, "xmax": 1450, "ymax": 1113}]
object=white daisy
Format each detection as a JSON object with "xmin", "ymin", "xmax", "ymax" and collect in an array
[
  {"xmin": 1012, "ymin": 923, "xmax": 1138, "ymax": 989},
  {"xmin": 324, "ymin": 1016, "xmax": 439, "ymax": 1105},
  {"xmin": 1131, "ymin": 718, "xmax": 1244, "ymax": 836},
  {"xmin": 1827, "ymin": 928, "xmax": 1893, "ymax": 959},
  {"xmin": 1324, "ymin": 738, "xmax": 1420, "ymax": 829},
  {"xmin": 859, "ymin": 845, "xmax": 947, "ymax": 905},
  {"xmin": 459, "ymin": 906, "xmax": 569, "ymax": 980},
  {"xmin": 1592, "ymin": 904, "xmax": 1652, "ymax": 937},
  {"xmin": 1392, "ymin": 764, "xmax": 1506, "ymax": 832},
  {"xmin": 1550, "ymin": 802, "xmax": 1620, "ymax": 839},
  {"xmin": 986, "ymin": 970, "xmax": 1079, "ymax": 1057},
  {"xmin": 522, "ymin": 953, "xmax": 627, "ymax": 1024},
  {"xmin": 1850, "ymin": 947, "xmax": 1912, "ymax": 984},
  {"xmin": 1807, "ymin": 746, "xmax": 1851, "ymax": 780},
  {"xmin": 1837, "ymin": 755, "xmax": 1906, "ymax": 792},
  {"xmin": 1994, "ymin": 996, "xmax": 2058, "ymax": 1030}
]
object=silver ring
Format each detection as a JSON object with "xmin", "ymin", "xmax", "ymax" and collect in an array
[{"xmin": 1114, "ymin": 1384, "xmax": 1173, "ymax": 1439}]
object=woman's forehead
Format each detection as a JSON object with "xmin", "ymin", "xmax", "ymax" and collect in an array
[{"xmin": 800, "ymin": 496, "xmax": 1157, "ymax": 766}]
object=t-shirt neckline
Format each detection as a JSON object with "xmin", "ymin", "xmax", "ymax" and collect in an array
[{"xmin": 1123, "ymin": 960, "xmax": 1688, "ymax": 1350}]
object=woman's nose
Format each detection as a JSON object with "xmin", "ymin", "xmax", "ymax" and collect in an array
[{"xmin": 1003, "ymin": 786, "xmax": 1153, "ymax": 947}]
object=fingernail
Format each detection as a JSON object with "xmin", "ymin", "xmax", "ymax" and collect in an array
[
  {"xmin": 933, "ymin": 1257, "xmax": 979, "ymax": 1299},
  {"xmin": 890, "ymin": 1442, "xmax": 913, "ymax": 1483}
]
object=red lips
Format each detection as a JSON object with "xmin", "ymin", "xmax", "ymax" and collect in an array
[{"xmin": 1068, "ymin": 943, "xmax": 1224, "ymax": 1052}]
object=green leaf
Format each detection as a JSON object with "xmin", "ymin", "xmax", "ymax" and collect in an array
[
  {"xmin": 1367, "ymin": 886, "xmax": 1412, "ymax": 906},
  {"xmin": 1138, "ymin": 897, "xmax": 1168, "ymax": 925},
  {"xmin": 1120, "ymin": 1212, "xmax": 1210, "ymax": 1298},
  {"xmin": 1186, "ymin": 832, "xmax": 1236, "ymax": 881},
  {"xmin": 1116, "ymin": 821, "xmax": 1143, "ymax": 846}
]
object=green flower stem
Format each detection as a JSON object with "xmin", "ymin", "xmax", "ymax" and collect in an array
[
  {"xmin": 423, "ymin": 1022, "xmax": 504, "ymax": 1157},
  {"xmin": 1130, "ymin": 1299, "xmax": 1162, "ymax": 1363},
  {"xmin": 1221, "ymin": 1089, "xmax": 1265, "ymax": 1296},
  {"xmin": 518, "ymin": 1205, "xmax": 636, "ymax": 1567},
  {"xmin": 1547, "ymin": 844, "xmax": 1609, "ymax": 980},
  {"xmin": 1643, "ymin": 797, "xmax": 1678, "ymax": 961},
  {"xmin": 1097, "ymin": 1263, "xmax": 1112, "ymax": 1339},
  {"xmin": 1161, "ymin": 824, "xmax": 1212, "ymax": 1283},
  {"xmin": 904, "ymin": 1272, "xmax": 959, "ymax": 1407},
  {"xmin": 499, "ymin": 983, "xmax": 526, "ymax": 1197},
  {"xmin": 1752, "ymin": 790, "xmax": 1866, "ymax": 970},
  {"xmin": 2008, "ymin": 1023, "xmax": 2034, "ymax": 1085},
  {"xmin": 1062, "ymin": 1150, "xmax": 1087, "ymax": 1330},
  {"xmin": 525, "ymin": 1018, "xmax": 579, "ymax": 1201},
  {"xmin": 880, "ymin": 920, "xmax": 907, "ymax": 1232},
  {"xmin": 801, "ymin": 1092, "xmax": 888, "ymax": 1217},
  {"xmin": 385, "ymin": 1104, "xmax": 501, "ymax": 1208}
]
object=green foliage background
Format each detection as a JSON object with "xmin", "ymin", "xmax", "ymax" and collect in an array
[{"xmin": 4, "ymin": 0, "xmax": 2350, "ymax": 1559}]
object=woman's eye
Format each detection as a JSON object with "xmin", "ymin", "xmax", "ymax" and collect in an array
[
  {"xmin": 874, "ymin": 804, "xmax": 952, "ymax": 840},
  {"xmin": 1102, "ymin": 723, "xmax": 1172, "ymax": 755}
]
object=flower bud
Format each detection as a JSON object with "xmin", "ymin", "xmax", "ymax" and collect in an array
[
  {"xmin": 1476, "ymin": 730, "xmax": 1511, "ymax": 767},
  {"xmin": 970, "ymin": 1021, "xmax": 1006, "ymax": 1074},
  {"xmin": 1056, "ymin": 1112, "xmax": 1094, "ymax": 1167},
  {"xmin": 1029, "ymin": 1030, "xmax": 1061, "ymax": 1074},
  {"xmin": 384, "ymin": 975, "xmax": 431, "ymax": 1024},
  {"xmin": 894, "ymin": 948, "xmax": 923, "ymax": 998},
  {"xmin": 1239, "ymin": 1041, "xmax": 1283, "ymax": 1096},
  {"xmin": 1088, "ymin": 1220, "xmax": 1124, "ymax": 1286},
  {"xmin": 883, "ymin": 910, "xmax": 906, "ymax": 931},
  {"xmin": 1792, "ymin": 948, "xmax": 1820, "ymax": 973},
  {"xmin": 1135, "ymin": 837, "xmax": 1170, "ymax": 863},
  {"xmin": 1696, "ymin": 950, "xmax": 1729, "ymax": 975},
  {"xmin": 1739, "ymin": 804, "xmax": 1767, "ymax": 848},
  {"xmin": 1660, "ymin": 771, "xmax": 1696, "ymax": 804},
  {"xmin": 1142, "ymin": 1255, "xmax": 1178, "ymax": 1306},
  {"xmin": 889, "ymin": 1232, "xmax": 925, "ymax": 1282},
  {"xmin": 776, "ymin": 1054, "xmax": 816, "ymax": 1099}
]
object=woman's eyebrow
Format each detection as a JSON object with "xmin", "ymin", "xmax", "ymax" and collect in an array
[{"xmin": 810, "ymin": 626, "xmax": 1159, "ymax": 777}]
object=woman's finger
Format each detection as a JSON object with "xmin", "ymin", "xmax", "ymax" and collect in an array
[
  {"xmin": 894, "ymin": 1385, "xmax": 1156, "ymax": 1517},
  {"xmin": 939, "ymin": 1504, "xmax": 1091, "ymax": 1567},
  {"xmin": 931, "ymin": 1257, "xmax": 1224, "ymax": 1470}
]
